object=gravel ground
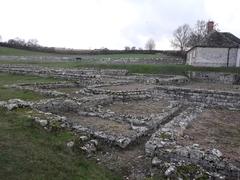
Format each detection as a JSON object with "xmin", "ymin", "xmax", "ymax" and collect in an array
[
  {"xmin": 102, "ymin": 99, "xmax": 171, "ymax": 116},
  {"xmin": 177, "ymin": 109, "xmax": 240, "ymax": 166}
]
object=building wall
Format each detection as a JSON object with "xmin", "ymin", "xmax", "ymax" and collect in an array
[
  {"xmin": 228, "ymin": 48, "xmax": 238, "ymax": 67},
  {"xmin": 186, "ymin": 47, "xmax": 238, "ymax": 67},
  {"xmin": 236, "ymin": 48, "xmax": 240, "ymax": 67}
]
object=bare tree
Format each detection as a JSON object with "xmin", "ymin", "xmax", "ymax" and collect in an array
[
  {"xmin": 171, "ymin": 24, "xmax": 191, "ymax": 51},
  {"xmin": 145, "ymin": 38, "xmax": 155, "ymax": 51},
  {"xmin": 172, "ymin": 20, "xmax": 219, "ymax": 49},
  {"xmin": 8, "ymin": 37, "xmax": 26, "ymax": 47},
  {"xmin": 0, "ymin": 35, "xmax": 2, "ymax": 42},
  {"xmin": 124, "ymin": 46, "xmax": 130, "ymax": 51},
  {"xmin": 131, "ymin": 46, "xmax": 136, "ymax": 51},
  {"xmin": 188, "ymin": 20, "xmax": 219, "ymax": 47},
  {"xmin": 187, "ymin": 20, "xmax": 208, "ymax": 47},
  {"xmin": 27, "ymin": 39, "xmax": 39, "ymax": 47}
]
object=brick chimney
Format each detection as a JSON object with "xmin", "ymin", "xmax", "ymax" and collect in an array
[{"xmin": 207, "ymin": 21, "xmax": 214, "ymax": 33}]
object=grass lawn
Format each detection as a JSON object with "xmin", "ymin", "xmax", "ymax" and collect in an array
[
  {"xmin": 0, "ymin": 47, "xmax": 165, "ymax": 58},
  {"xmin": 83, "ymin": 53, "xmax": 167, "ymax": 59},
  {"xmin": 0, "ymin": 73, "xmax": 58, "ymax": 85},
  {"xmin": 0, "ymin": 73, "xmax": 59, "ymax": 101},
  {"xmin": 1, "ymin": 60, "xmax": 240, "ymax": 75},
  {"xmin": 0, "ymin": 47, "xmax": 57, "ymax": 56},
  {"xmin": 0, "ymin": 108, "xmax": 120, "ymax": 180},
  {"xmin": 0, "ymin": 87, "xmax": 45, "ymax": 101},
  {"xmin": 72, "ymin": 63, "xmax": 240, "ymax": 75}
]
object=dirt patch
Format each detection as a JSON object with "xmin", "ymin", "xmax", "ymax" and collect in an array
[
  {"xmin": 95, "ymin": 140, "xmax": 151, "ymax": 179},
  {"xmin": 63, "ymin": 113, "xmax": 138, "ymax": 137},
  {"xmin": 178, "ymin": 109, "xmax": 240, "ymax": 165},
  {"xmin": 180, "ymin": 82, "xmax": 240, "ymax": 92},
  {"xmin": 101, "ymin": 83, "xmax": 156, "ymax": 91},
  {"xmin": 102, "ymin": 99, "xmax": 171, "ymax": 116}
]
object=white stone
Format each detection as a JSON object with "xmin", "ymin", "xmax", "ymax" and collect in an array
[
  {"xmin": 66, "ymin": 141, "xmax": 74, "ymax": 148},
  {"xmin": 151, "ymin": 157, "xmax": 161, "ymax": 166},
  {"xmin": 90, "ymin": 139, "xmax": 98, "ymax": 146},
  {"xmin": 38, "ymin": 119, "xmax": 48, "ymax": 127},
  {"xmin": 6, "ymin": 104, "xmax": 17, "ymax": 110},
  {"xmin": 192, "ymin": 143, "xmax": 199, "ymax": 148},
  {"xmin": 211, "ymin": 148, "xmax": 223, "ymax": 158},
  {"xmin": 0, "ymin": 101, "xmax": 6, "ymax": 106},
  {"xmin": 164, "ymin": 165, "xmax": 176, "ymax": 176},
  {"xmin": 79, "ymin": 136, "xmax": 88, "ymax": 142}
]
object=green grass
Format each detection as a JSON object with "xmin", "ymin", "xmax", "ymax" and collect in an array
[
  {"xmin": 76, "ymin": 63, "xmax": 240, "ymax": 75},
  {"xmin": 37, "ymin": 62, "xmax": 240, "ymax": 75},
  {"xmin": 0, "ymin": 87, "xmax": 44, "ymax": 101},
  {"xmin": 0, "ymin": 108, "xmax": 120, "ymax": 180},
  {"xmin": 0, "ymin": 47, "xmax": 58, "ymax": 56},
  {"xmin": 84, "ymin": 53, "xmax": 166, "ymax": 59},
  {"xmin": 1, "ymin": 60, "xmax": 240, "ymax": 75},
  {"xmin": 0, "ymin": 73, "xmax": 59, "ymax": 101},
  {"xmin": 0, "ymin": 73, "xmax": 58, "ymax": 85}
]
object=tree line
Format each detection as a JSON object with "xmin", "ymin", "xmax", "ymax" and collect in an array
[{"xmin": 0, "ymin": 37, "xmax": 58, "ymax": 53}]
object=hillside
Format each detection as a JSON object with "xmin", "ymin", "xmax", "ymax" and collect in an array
[{"xmin": 0, "ymin": 47, "xmax": 56, "ymax": 56}]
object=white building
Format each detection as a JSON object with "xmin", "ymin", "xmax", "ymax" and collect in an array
[{"xmin": 186, "ymin": 22, "xmax": 240, "ymax": 67}]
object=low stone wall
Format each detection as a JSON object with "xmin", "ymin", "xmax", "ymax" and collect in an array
[
  {"xmin": 103, "ymin": 74, "xmax": 189, "ymax": 85},
  {"xmin": 0, "ymin": 65, "xmax": 131, "ymax": 88},
  {"xmin": 99, "ymin": 58, "xmax": 184, "ymax": 65},
  {"xmin": 34, "ymin": 95, "xmax": 113, "ymax": 114},
  {"xmin": 189, "ymin": 71, "xmax": 240, "ymax": 84},
  {"xmin": 6, "ymin": 83, "xmax": 79, "ymax": 98},
  {"xmin": 87, "ymin": 101, "xmax": 181, "ymax": 130},
  {"xmin": 0, "ymin": 99, "xmax": 33, "ymax": 110},
  {"xmin": 30, "ymin": 82, "xmax": 78, "ymax": 89},
  {"xmin": 0, "ymin": 65, "xmax": 128, "ymax": 81},
  {"xmin": 81, "ymin": 56, "xmax": 184, "ymax": 65},
  {"xmin": 155, "ymin": 86, "xmax": 240, "ymax": 109},
  {"xmin": 0, "ymin": 65, "xmax": 189, "ymax": 88},
  {"xmin": 0, "ymin": 55, "xmax": 75, "ymax": 61},
  {"xmin": 145, "ymin": 106, "xmax": 203, "ymax": 156},
  {"xmin": 145, "ymin": 106, "xmax": 240, "ymax": 178},
  {"xmin": 83, "ymin": 87, "xmax": 154, "ymax": 101}
]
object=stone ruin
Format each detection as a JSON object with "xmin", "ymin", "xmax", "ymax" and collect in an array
[{"xmin": 0, "ymin": 64, "xmax": 240, "ymax": 179}]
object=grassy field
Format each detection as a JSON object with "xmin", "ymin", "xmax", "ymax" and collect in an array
[
  {"xmin": 2, "ymin": 61, "xmax": 240, "ymax": 76},
  {"xmin": 1, "ymin": 60, "xmax": 240, "ymax": 75},
  {"xmin": 0, "ymin": 108, "xmax": 120, "ymax": 180},
  {"xmin": 0, "ymin": 47, "xmax": 163, "ymax": 58},
  {"xmin": 74, "ymin": 63, "xmax": 240, "ymax": 75},
  {"xmin": 83, "ymin": 53, "xmax": 168, "ymax": 59},
  {"xmin": 0, "ymin": 47, "xmax": 57, "ymax": 56},
  {"xmin": 0, "ymin": 73, "xmax": 59, "ymax": 101},
  {"xmin": 1, "ymin": 46, "xmax": 239, "ymax": 75}
]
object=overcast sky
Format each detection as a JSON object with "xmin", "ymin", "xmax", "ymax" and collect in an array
[{"xmin": 1, "ymin": 0, "xmax": 240, "ymax": 50}]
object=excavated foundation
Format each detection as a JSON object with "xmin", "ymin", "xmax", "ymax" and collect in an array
[{"xmin": 1, "ymin": 64, "xmax": 239, "ymax": 179}]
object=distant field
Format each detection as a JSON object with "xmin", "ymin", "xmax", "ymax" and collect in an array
[
  {"xmin": 83, "ymin": 53, "xmax": 168, "ymax": 59},
  {"xmin": 0, "ymin": 47, "xmax": 240, "ymax": 75},
  {"xmin": 1, "ymin": 60, "xmax": 240, "ymax": 75},
  {"xmin": 0, "ymin": 47, "xmax": 169, "ymax": 58},
  {"xmin": 0, "ymin": 47, "xmax": 57, "ymax": 56}
]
